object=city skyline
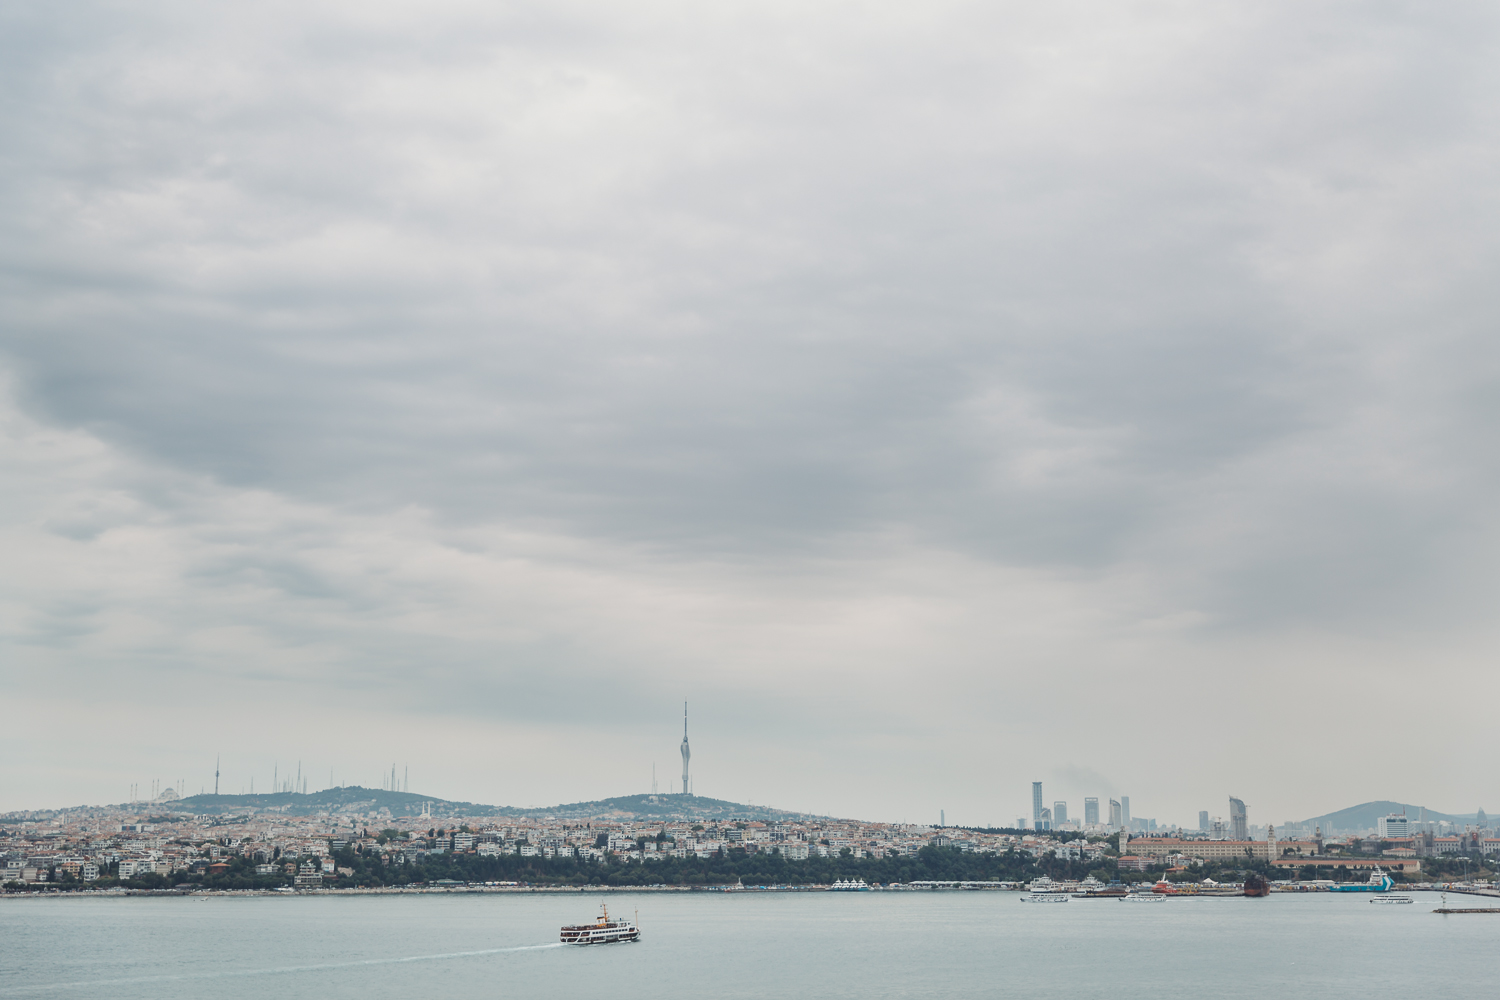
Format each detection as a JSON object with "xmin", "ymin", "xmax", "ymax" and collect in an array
[
  {"xmin": 5, "ymin": 703, "xmax": 1498, "ymax": 829},
  {"xmin": 13, "ymin": 755, "xmax": 1494, "ymax": 838}
]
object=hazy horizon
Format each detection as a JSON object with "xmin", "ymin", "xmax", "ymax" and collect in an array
[
  {"xmin": 15, "ymin": 786, "xmax": 1485, "ymax": 834},
  {"xmin": 4, "ymin": 0, "xmax": 1499, "ymax": 827}
]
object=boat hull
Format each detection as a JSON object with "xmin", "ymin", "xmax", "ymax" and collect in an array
[{"xmin": 560, "ymin": 926, "xmax": 640, "ymax": 945}]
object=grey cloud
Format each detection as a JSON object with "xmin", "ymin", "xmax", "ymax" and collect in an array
[{"xmin": 3, "ymin": 0, "xmax": 1500, "ymax": 816}]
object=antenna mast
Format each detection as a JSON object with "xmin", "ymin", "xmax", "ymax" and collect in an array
[{"xmin": 679, "ymin": 701, "xmax": 691, "ymax": 797}]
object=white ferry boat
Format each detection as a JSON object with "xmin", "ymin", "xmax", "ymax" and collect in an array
[
  {"xmin": 829, "ymin": 879, "xmax": 871, "ymax": 891},
  {"xmin": 1020, "ymin": 879, "xmax": 1067, "ymax": 902},
  {"xmin": 1370, "ymin": 895, "xmax": 1413, "ymax": 904},
  {"xmin": 1122, "ymin": 892, "xmax": 1165, "ymax": 902},
  {"xmin": 560, "ymin": 904, "xmax": 640, "ymax": 945}
]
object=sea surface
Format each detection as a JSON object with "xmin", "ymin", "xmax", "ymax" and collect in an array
[{"xmin": 2, "ymin": 889, "xmax": 1493, "ymax": 998}]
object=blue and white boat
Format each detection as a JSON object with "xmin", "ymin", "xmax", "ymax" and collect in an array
[{"xmin": 1328, "ymin": 869, "xmax": 1394, "ymax": 893}]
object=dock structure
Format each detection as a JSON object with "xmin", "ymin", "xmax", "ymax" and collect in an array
[{"xmin": 1434, "ymin": 908, "xmax": 1500, "ymax": 914}]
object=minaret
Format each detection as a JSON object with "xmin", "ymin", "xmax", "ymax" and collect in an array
[{"xmin": 680, "ymin": 702, "xmax": 691, "ymax": 796}]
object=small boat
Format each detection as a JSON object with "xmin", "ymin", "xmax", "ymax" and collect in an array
[
  {"xmin": 1370, "ymin": 895, "xmax": 1413, "ymax": 904},
  {"xmin": 560, "ymin": 904, "xmax": 640, "ymax": 945}
]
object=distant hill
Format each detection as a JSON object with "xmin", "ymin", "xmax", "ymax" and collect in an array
[
  {"xmin": 168, "ymin": 788, "xmax": 816, "ymax": 821},
  {"xmin": 176, "ymin": 787, "xmax": 493, "ymax": 817},
  {"xmin": 524, "ymin": 793, "xmax": 819, "ymax": 822},
  {"xmin": 1296, "ymin": 800, "xmax": 1486, "ymax": 833}
]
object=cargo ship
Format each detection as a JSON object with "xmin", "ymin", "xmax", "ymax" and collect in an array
[
  {"xmin": 560, "ymin": 904, "xmax": 640, "ymax": 945},
  {"xmin": 1328, "ymin": 869, "xmax": 1394, "ymax": 893},
  {"xmin": 1243, "ymin": 873, "xmax": 1271, "ymax": 897}
]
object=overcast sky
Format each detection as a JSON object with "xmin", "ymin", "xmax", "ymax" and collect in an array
[{"xmin": 3, "ymin": 0, "xmax": 1498, "ymax": 827}]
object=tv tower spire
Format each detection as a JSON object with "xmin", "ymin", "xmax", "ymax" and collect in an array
[
  {"xmin": 214, "ymin": 755, "xmax": 220, "ymax": 796},
  {"xmin": 680, "ymin": 702, "xmax": 691, "ymax": 797}
]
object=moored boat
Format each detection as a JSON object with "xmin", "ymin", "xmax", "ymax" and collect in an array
[
  {"xmin": 1243, "ymin": 873, "xmax": 1271, "ymax": 897},
  {"xmin": 1328, "ymin": 869, "xmax": 1394, "ymax": 893},
  {"xmin": 1074, "ymin": 876, "xmax": 1128, "ymax": 898},
  {"xmin": 560, "ymin": 904, "xmax": 640, "ymax": 945}
]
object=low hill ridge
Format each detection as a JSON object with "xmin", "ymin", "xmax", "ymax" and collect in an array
[
  {"xmin": 1295, "ymin": 800, "xmax": 1484, "ymax": 832},
  {"xmin": 166, "ymin": 788, "xmax": 815, "ymax": 821}
]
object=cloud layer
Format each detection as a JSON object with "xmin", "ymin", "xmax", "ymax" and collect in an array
[{"xmin": 3, "ymin": 0, "xmax": 1499, "ymax": 824}]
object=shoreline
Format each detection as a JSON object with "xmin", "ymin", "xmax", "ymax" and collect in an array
[{"xmin": 6, "ymin": 884, "xmax": 1498, "ymax": 900}]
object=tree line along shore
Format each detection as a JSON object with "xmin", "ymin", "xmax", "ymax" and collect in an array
[{"xmin": 10, "ymin": 838, "xmax": 1488, "ymax": 894}]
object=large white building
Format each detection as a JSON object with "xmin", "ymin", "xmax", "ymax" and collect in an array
[{"xmin": 1376, "ymin": 814, "xmax": 1410, "ymax": 838}]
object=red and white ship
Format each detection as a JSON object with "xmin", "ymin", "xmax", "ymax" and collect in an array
[{"xmin": 560, "ymin": 904, "xmax": 641, "ymax": 945}]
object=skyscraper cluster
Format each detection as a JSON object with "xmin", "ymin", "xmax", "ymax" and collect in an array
[{"xmin": 1031, "ymin": 782, "xmax": 1129, "ymax": 833}]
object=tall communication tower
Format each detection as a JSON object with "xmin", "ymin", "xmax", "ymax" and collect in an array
[
  {"xmin": 214, "ymin": 755, "xmax": 220, "ymax": 796},
  {"xmin": 680, "ymin": 702, "xmax": 691, "ymax": 796}
]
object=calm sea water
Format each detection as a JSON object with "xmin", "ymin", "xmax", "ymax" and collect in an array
[{"xmin": 1, "ymin": 890, "xmax": 1493, "ymax": 998}]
